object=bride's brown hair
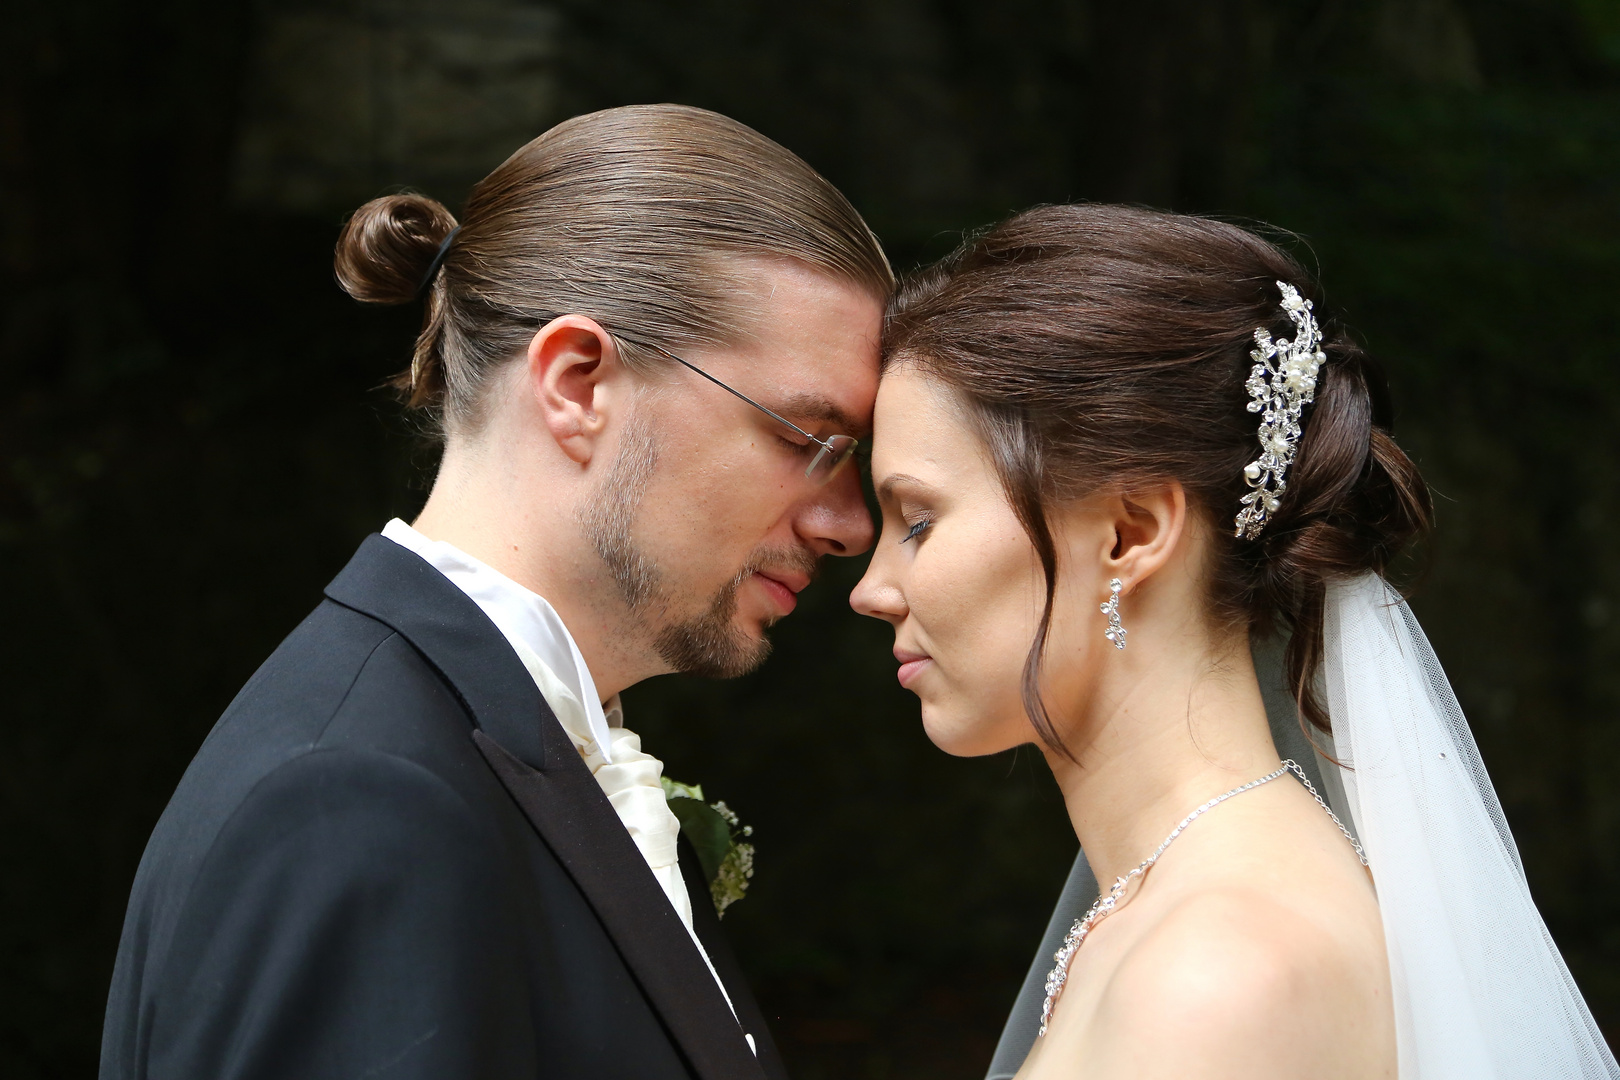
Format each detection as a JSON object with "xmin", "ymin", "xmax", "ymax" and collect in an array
[{"xmin": 884, "ymin": 204, "xmax": 1431, "ymax": 745}]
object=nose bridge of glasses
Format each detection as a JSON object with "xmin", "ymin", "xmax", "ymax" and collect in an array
[
  {"xmin": 806, "ymin": 441, "xmax": 833, "ymax": 480},
  {"xmin": 807, "ymin": 435, "xmax": 859, "ymax": 482}
]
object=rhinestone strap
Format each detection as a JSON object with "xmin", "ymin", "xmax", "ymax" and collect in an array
[
  {"xmin": 1281, "ymin": 758, "xmax": 1368, "ymax": 866},
  {"xmin": 1037, "ymin": 759, "xmax": 1368, "ymax": 1037}
]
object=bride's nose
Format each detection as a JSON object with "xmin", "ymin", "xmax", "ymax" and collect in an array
[{"xmin": 850, "ymin": 558, "xmax": 907, "ymax": 623}]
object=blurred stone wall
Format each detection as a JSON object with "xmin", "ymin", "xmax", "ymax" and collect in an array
[
  {"xmin": 232, "ymin": 0, "xmax": 559, "ymax": 211},
  {"xmin": 5, "ymin": 2, "xmax": 1617, "ymax": 1077}
]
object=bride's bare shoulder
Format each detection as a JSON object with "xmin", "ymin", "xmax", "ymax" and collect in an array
[{"xmin": 1083, "ymin": 887, "xmax": 1390, "ymax": 1079}]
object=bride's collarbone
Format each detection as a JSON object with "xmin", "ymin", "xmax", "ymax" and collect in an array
[
  {"xmin": 1024, "ymin": 898, "xmax": 1385, "ymax": 1075},
  {"xmin": 1024, "ymin": 892, "xmax": 1389, "ymax": 1079},
  {"xmin": 1020, "ymin": 805, "xmax": 1390, "ymax": 1078}
]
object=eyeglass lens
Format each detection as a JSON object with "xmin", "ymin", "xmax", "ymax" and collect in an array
[{"xmin": 806, "ymin": 435, "xmax": 858, "ymax": 482}]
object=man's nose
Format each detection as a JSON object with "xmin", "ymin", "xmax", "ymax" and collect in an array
[{"xmin": 796, "ymin": 462, "xmax": 875, "ymax": 557}]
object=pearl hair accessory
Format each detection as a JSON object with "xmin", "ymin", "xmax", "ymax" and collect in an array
[{"xmin": 1234, "ymin": 282, "xmax": 1326, "ymax": 540}]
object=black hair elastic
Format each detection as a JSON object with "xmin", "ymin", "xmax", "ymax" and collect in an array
[{"xmin": 416, "ymin": 226, "xmax": 461, "ymax": 299}]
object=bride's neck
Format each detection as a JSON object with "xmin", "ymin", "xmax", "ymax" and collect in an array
[{"xmin": 1042, "ymin": 630, "xmax": 1282, "ymax": 890}]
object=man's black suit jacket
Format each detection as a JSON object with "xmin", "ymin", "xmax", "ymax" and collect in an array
[{"xmin": 100, "ymin": 535, "xmax": 787, "ymax": 1080}]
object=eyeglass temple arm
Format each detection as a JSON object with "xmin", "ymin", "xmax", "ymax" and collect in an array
[{"xmin": 644, "ymin": 343, "xmax": 831, "ymax": 449}]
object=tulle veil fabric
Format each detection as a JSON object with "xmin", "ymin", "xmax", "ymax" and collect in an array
[{"xmin": 1323, "ymin": 573, "xmax": 1618, "ymax": 1077}]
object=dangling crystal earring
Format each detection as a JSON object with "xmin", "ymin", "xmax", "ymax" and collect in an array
[{"xmin": 1101, "ymin": 578, "xmax": 1126, "ymax": 650}]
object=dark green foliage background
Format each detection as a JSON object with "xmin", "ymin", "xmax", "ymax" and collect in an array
[{"xmin": 4, "ymin": 2, "xmax": 1618, "ymax": 1076}]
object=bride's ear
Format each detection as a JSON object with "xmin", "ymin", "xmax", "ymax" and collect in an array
[{"xmin": 1105, "ymin": 482, "xmax": 1187, "ymax": 591}]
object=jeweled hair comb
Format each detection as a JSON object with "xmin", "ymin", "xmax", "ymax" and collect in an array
[{"xmin": 1234, "ymin": 282, "xmax": 1325, "ymax": 540}]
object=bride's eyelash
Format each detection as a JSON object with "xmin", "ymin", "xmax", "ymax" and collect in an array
[{"xmin": 900, "ymin": 518, "xmax": 932, "ymax": 544}]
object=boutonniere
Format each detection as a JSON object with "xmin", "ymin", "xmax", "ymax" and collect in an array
[{"xmin": 661, "ymin": 777, "xmax": 755, "ymax": 917}]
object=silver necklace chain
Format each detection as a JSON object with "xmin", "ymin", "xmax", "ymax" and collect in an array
[{"xmin": 1037, "ymin": 759, "xmax": 1368, "ymax": 1037}]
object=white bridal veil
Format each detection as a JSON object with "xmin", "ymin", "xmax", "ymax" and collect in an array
[{"xmin": 1324, "ymin": 573, "xmax": 1618, "ymax": 1078}]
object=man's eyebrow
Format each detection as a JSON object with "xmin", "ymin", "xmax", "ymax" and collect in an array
[
  {"xmin": 876, "ymin": 472, "xmax": 928, "ymax": 501},
  {"xmin": 770, "ymin": 392, "xmax": 866, "ymax": 438}
]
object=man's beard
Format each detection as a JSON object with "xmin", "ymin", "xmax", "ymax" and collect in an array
[{"xmin": 578, "ymin": 416, "xmax": 817, "ymax": 679}]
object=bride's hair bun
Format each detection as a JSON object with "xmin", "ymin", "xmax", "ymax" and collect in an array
[
  {"xmin": 886, "ymin": 204, "xmax": 1432, "ymax": 745},
  {"xmin": 1251, "ymin": 330, "xmax": 1431, "ymax": 729},
  {"xmin": 334, "ymin": 193, "xmax": 458, "ymax": 305}
]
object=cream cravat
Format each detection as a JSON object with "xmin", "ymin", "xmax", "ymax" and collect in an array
[{"xmin": 496, "ymin": 623, "xmax": 742, "ymax": 1027}]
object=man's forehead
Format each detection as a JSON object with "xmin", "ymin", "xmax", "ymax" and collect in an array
[
  {"xmin": 696, "ymin": 258, "xmax": 884, "ymax": 427},
  {"xmin": 721, "ymin": 313, "xmax": 883, "ymax": 430}
]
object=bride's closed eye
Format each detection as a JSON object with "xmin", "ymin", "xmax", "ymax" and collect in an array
[{"xmin": 900, "ymin": 518, "xmax": 932, "ymax": 544}]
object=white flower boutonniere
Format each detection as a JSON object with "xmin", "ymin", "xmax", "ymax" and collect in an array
[{"xmin": 661, "ymin": 777, "xmax": 755, "ymax": 917}]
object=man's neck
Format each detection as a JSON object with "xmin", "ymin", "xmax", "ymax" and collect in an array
[{"xmin": 409, "ymin": 441, "xmax": 658, "ymax": 702}]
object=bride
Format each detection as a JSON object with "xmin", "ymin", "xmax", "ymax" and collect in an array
[{"xmin": 851, "ymin": 205, "xmax": 1618, "ymax": 1078}]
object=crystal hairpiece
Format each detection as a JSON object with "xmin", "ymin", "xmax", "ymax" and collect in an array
[{"xmin": 1234, "ymin": 282, "xmax": 1326, "ymax": 540}]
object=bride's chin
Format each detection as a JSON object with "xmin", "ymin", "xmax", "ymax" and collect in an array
[{"xmin": 919, "ymin": 706, "xmax": 1015, "ymax": 758}]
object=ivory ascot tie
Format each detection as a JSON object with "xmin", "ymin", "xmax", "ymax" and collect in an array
[
  {"xmin": 507, "ymin": 639, "xmax": 695, "ymax": 932},
  {"xmin": 479, "ymin": 620, "xmax": 741, "ymax": 1023}
]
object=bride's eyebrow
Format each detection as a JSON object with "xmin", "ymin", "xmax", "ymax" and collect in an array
[{"xmin": 876, "ymin": 473, "xmax": 930, "ymax": 501}]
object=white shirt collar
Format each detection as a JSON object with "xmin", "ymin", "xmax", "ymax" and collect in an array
[{"xmin": 381, "ymin": 518, "xmax": 619, "ymax": 762}]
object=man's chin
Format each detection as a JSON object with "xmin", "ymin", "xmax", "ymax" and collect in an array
[
  {"xmin": 652, "ymin": 615, "xmax": 772, "ymax": 679},
  {"xmin": 736, "ymin": 599, "xmax": 785, "ymax": 635},
  {"xmin": 650, "ymin": 558, "xmax": 809, "ymax": 678}
]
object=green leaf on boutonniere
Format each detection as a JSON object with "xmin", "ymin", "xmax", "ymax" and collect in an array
[
  {"xmin": 662, "ymin": 776, "xmax": 755, "ymax": 917},
  {"xmin": 666, "ymin": 796, "xmax": 730, "ymax": 883}
]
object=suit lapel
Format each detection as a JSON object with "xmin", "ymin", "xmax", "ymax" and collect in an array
[
  {"xmin": 325, "ymin": 534, "xmax": 547, "ymax": 767},
  {"xmin": 678, "ymin": 837, "xmax": 791, "ymax": 1080},
  {"xmin": 476, "ymin": 729, "xmax": 766, "ymax": 1080},
  {"xmin": 326, "ymin": 535, "xmax": 765, "ymax": 1080}
]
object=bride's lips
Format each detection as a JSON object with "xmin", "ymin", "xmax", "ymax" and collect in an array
[
  {"xmin": 752, "ymin": 570, "xmax": 808, "ymax": 615},
  {"xmin": 894, "ymin": 648, "xmax": 933, "ymax": 689}
]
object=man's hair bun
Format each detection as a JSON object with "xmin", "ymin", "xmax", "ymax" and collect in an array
[
  {"xmin": 334, "ymin": 193, "xmax": 458, "ymax": 305},
  {"xmin": 330, "ymin": 105, "xmax": 894, "ymax": 430}
]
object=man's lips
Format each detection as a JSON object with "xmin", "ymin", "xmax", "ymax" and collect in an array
[
  {"xmin": 752, "ymin": 570, "xmax": 808, "ymax": 615},
  {"xmin": 894, "ymin": 648, "xmax": 932, "ymax": 689}
]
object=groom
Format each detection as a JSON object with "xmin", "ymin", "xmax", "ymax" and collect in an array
[{"xmin": 100, "ymin": 105, "xmax": 892, "ymax": 1080}]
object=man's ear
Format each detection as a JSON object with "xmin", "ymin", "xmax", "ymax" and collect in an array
[
  {"xmin": 526, "ymin": 315, "xmax": 628, "ymax": 466},
  {"xmin": 1106, "ymin": 482, "xmax": 1188, "ymax": 594}
]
